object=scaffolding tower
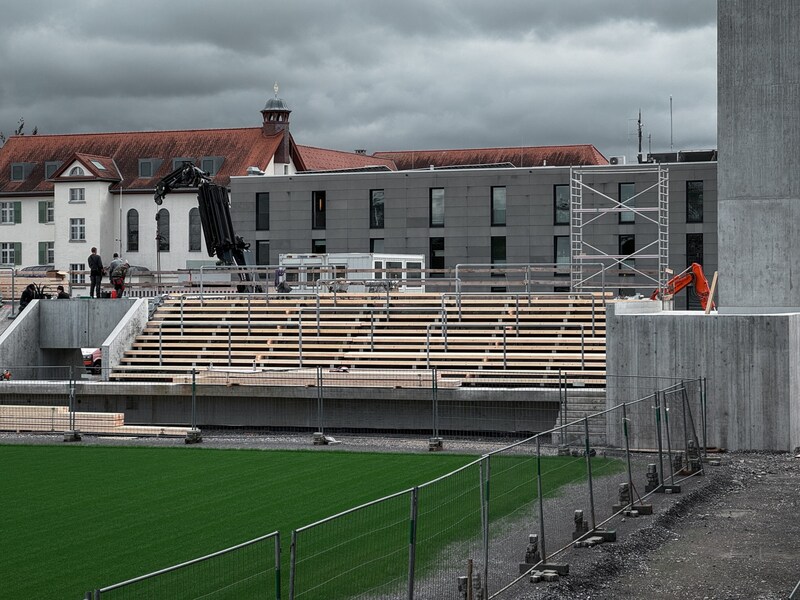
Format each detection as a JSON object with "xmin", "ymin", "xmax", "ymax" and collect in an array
[{"xmin": 569, "ymin": 165, "xmax": 669, "ymax": 295}]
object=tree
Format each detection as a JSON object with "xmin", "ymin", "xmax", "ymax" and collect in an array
[{"xmin": 0, "ymin": 117, "xmax": 38, "ymax": 147}]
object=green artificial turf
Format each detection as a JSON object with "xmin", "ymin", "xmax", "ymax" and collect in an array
[{"xmin": 1, "ymin": 444, "xmax": 622, "ymax": 599}]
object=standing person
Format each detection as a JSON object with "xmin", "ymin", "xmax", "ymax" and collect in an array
[
  {"xmin": 87, "ymin": 247, "xmax": 104, "ymax": 298},
  {"xmin": 110, "ymin": 260, "xmax": 129, "ymax": 298},
  {"xmin": 107, "ymin": 253, "xmax": 123, "ymax": 279}
]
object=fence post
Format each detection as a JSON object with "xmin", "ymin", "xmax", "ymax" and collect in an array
[
  {"xmin": 664, "ymin": 394, "xmax": 676, "ymax": 487},
  {"xmin": 274, "ymin": 532, "xmax": 282, "ymax": 600},
  {"xmin": 583, "ymin": 418, "xmax": 596, "ymax": 530},
  {"xmin": 289, "ymin": 530, "xmax": 297, "ymax": 600},
  {"xmin": 228, "ymin": 325, "xmax": 232, "ymax": 367},
  {"xmin": 701, "ymin": 377, "xmax": 708, "ymax": 458},
  {"xmin": 407, "ymin": 487, "xmax": 418, "ymax": 600},
  {"xmin": 480, "ymin": 456, "xmax": 490, "ymax": 600},
  {"xmin": 536, "ymin": 436, "xmax": 547, "ymax": 563},
  {"xmin": 192, "ymin": 368, "xmax": 197, "ymax": 431},
  {"xmin": 654, "ymin": 391, "xmax": 665, "ymax": 492},
  {"xmin": 622, "ymin": 403, "xmax": 634, "ymax": 511},
  {"xmin": 317, "ymin": 366, "xmax": 324, "ymax": 436}
]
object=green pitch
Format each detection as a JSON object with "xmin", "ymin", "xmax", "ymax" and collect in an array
[{"xmin": 1, "ymin": 444, "xmax": 621, "ymax": 598}]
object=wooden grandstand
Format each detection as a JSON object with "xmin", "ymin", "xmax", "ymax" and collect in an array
[{"xmin": 111, "ymin": 292, "xmax": 608, "ymax": 386}]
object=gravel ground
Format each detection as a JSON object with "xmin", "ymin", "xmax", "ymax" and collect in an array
[{"xmin": 2, "ymin": 432, "xmax": 798, "ymax": 599}]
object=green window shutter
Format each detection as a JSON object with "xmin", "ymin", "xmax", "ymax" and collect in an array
[
  {"xmin": 13, "ymin": 242, "xmax": 21, "ymax": 265},
  {"xmin": 13, "ymin": 201, "xmax": 22, "ymax": 224},
  {"xmin": 38, "ymin": 242, "xmax": 47, "ymax": 264},
  {"xmin": 39, "ymin": 201, "xmax": 47, "ymax": 223}
]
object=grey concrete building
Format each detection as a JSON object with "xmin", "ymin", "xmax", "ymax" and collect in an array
[{"xmin": 231, "ymin": 161, "xmax": 717, "ymax": 308}]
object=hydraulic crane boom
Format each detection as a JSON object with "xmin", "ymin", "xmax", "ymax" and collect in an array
[
  {"xmin": 154, "ymin": 163, "xmax": 261, "ymax": 291},
  {"xmin": 650, "ymin": 262, "xmax": 715, "ymax": 310}
]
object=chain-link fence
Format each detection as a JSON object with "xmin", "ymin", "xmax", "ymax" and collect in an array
[{"xmin": 86, "ymin": 531, "xmax": 280, "ymax": 599}]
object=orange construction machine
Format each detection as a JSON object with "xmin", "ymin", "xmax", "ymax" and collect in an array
[{"xmin": 650, "ymin": 263, "xmax": 716, "ymax": 310}]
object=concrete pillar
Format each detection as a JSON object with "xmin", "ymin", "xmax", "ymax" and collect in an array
[{"xmin": 718, "ymin": 0, "xmax": 800, "ymax": 312}]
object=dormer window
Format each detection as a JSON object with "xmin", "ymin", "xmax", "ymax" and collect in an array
[
  {"xmin": 138, "ymin": 158, "xmax": 163, "ymax": 178},
  {"xmin": 11, "ymin": 163, "xmax": 34, "ymax": 181},
  {"xmin": 90, "ymin": 160, "xmax": 106, "ymax": 170},
  {"xmin": 69, "ymin": 166, "xmax": 85, "ymax": 176},
  {"xmin": 201, "ymin": 157, "xmax": 224, "ymax": 176},
  {"xmin": 45, "ymin": 162, "xmax": 62, "ymax": 179},
  {"xmin": 173, "ymin": 158, "xmax": 195, "ymax": 171}
]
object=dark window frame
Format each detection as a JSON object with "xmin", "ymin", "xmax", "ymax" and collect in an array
[
  {"xmin": 188, "ymin": 207, "xmax": 202, "ymax": 252},
  {"xmin": 156, "ymin": 208, "xmax": 170, "ymax": 252},
  {"xmin": 554, "ymin": 184, "xmax": 570, "ymax": 225},
  {"xmin": 619, "ymin": 182, "xmax": 635, "ymax": 224},
  {"xmin": 256, "ymin": 192, "xmax": 270, "ymax": 231},
  {"xmin": 429, "ymin": 188, "xmax": 445, "ymax": 227},
  {"xmin": 126, "ymin": 209, "xmax": 139, "ymax": 253},
  {"xmin": 369, "ymin": 189, "xmax": 385, "ymax": 229},
  {"xmin": 312, "ymin": 191, "xmax": 326, "ymax": 230},
  {"xmin": 491, "ymin": 187, "xmax": 506, "ymax": 226},
  {"xmin": 686, "ymin": 180, "xmax": 704, "ymax": 223}
]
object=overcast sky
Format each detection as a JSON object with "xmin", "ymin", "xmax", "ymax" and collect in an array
[{"xmin": 0, "ymin": 0, "xmax": 717, "ymax": 160}]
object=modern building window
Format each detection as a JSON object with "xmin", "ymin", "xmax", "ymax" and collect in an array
[
  {"xmin": 69, "ymin": 218, "xmax": 86, "ymax": 242},
  {"xmin": 491, "ymin": 236, "xmax": 507, "ymax": 265},
  {"xmin": 370, "ymin": 189, "xmax": 385, "ymax": 229},
  {"xmin": 0, "ymin": 201, "xmax": 19, "ymax": 224},
  {"xmin": 39, "ymin": 200, "xmax": 54, "ymax": 223},
  {"xmin": 491, "ymin": 187, "xmax": 506, "ymax": 226},
  {"xmin": 188, "ymin": 208, "xmax": 202, "ymax": 251},
  {"xmin": 430, "ymin": 188, "xmax": 445, "ymax": 227},
  {"xmin": 256, "ymin": 192, "xmax": 270, "ymax": 230},
  {"xmin": 686, "ymin": 233, "xmax": 704, "ymax": 310},
  {"xmin": 554, "ymin": 184, "xmax": 570, "ymax": 225},
  {"xmin": 407, "ymin": 261, "xmax": 422, "ymax": 280},
  {"xmin": 429, "ymin": 237, "xmax": 445, "ymax": 277},
  {"xmin": 0, "ymin": 242, "xmax": 20, "ymax": 265},
  {"xmin": 370, "ymin": 238, "xmax": 384, "ymax": 253},
  {"xmin": 619, "ymin": 234, "xmax": 635, "ymax": 273},
  {"xmin": 256, "ymin": 240, "xmax": 270, "ymax": 267},
  {"xmin": 45, "ymin": 162, "xmax": 62, "ymax": 179},
  {"xmin": 70, "ymin": 262, "xmax": 85, "ymax": 285},
  {"xmin": 312, "ymin": 191, "xmax": 326, "ymax": 230},
  {"xmin": 39, "ymin": 241, "xmax": 54, "ymax": 264},
  {"xmin": 127, "ymin": 209, "xmax": 139, "ymax": 252},
  {"xmin": 69, "ymin": 166, "xmax": 84, "ymax": 176},
  {"xmin": 554, "ymin": 235, "xmax": 570, "ymax": 275},
  {"xmin": 69, "ymin": 188, "xmax": 85, "ymax": 203},
  {"xmin": 312, "ymin": 239, "xmax": 326, "ymax": 254},
  {"xmin": 619, "ymin": 183, "xmax": 635, "ymax": 223},
  {"xmin": 156, "ymin": 208, "xmax": 170, "ymax": 251},
  {"xmin": 687, "ymin": 180, "xmax": 704, "ymax": 223}
]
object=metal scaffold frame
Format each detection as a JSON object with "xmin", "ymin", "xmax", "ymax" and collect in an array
[{"xmin": 569, "ymin": 165, "xmax": 669, "ymax": 294}]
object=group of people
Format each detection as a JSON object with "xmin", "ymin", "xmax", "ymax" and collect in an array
[{"xmin": 88, "ymin": 247, "xmax": 130, "ymax": 298}]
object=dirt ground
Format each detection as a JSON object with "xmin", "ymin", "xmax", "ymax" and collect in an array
[{"xmin": 513, "ymin": 451, "xmax": 800, "ymax": 600}]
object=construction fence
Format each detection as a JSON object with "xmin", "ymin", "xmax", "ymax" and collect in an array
[{"xmin": 79, "ymin": 377, "xmax": 706, "ymax": 599}]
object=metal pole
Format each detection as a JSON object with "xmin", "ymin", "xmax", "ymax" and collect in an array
[
  {"xmin": 432, "ymin": 367, "xmax": 439, "ymax": 439},
  {"xmin": 584, "ymin": 417, "xmax": 596, "ymax": 529},
  {"xmin": 701, "ymin": 377, "xmax": 708, "ymax": 459},
  {"xmin": 274, "ymin": 533, "xmax": 281, "ymax": 600},
  {"xmin": 11, "ymin": 267, "xmax": 17, "ymax": 316},
  {"xmin": 481, "ymin": 457, "xmax": 490, "ymax": 599},
  {"xmin": 622, "ymin": 403, "xmax": 634, "ymax": 510},
  {"xmin": 228, "ymin": 325, "xmax": 232, "ymax": 367},
  {"xmin": 191, "ymin": 368, "xmax": 197, "ymax": 431},
  {"xmin": 317, "ymin": 366, "xmax": 324, "ymax": 435},
  {"xmin": 654, "ymin": 391, "xmax": 665, "ymax": 492},
  {"xmin": 536, "ymin": 436, "xmax": 547, "ymax": 562},
  {"xmin": 69, "ymin": 366, "xmax": 76, "ymax": 433},
  {"xmin": 288, "ymin": 530, "xmax": 297, "ymax": 600},
  {"xmin": 664, "ymin": 394, "xmax": 676, "ymax": 486},
  {"xmin": 407, "ymin": 487, "xmax": 418, "ymax": 600},
  {"xmin": 681, "ymin": 382, "xmax": 690, "ymax": 458}
]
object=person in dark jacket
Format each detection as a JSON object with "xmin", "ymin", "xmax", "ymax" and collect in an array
[
  {"xmin": 87, "ymin": 247, "xmax": 104, "ymax": 298},
  {"xmin": 19, "ymin": 284, "xmax": 36, "ymax": 310},
  {"xmin": 110, "ymin": 261, "xmax": 129, "ymax": 298},
  {"xmin": 56, "ymin": 285, "xmax": 70, "ymax": 299}
]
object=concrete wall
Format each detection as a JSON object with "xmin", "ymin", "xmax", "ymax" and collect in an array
[
  {"xmin": 606, "ymin": 302, "xmax": 800, "ymax": 451},
  {"xmin": 39, "ymin": 298, "xmax": 136, "ymax": 348},
  {"xmin": 101, "ymin": 299, "xmax": 149, "ymax": 380},
  {"xmin": 718, "ymin": 1, "xmax": 800, "ymax": 311},
  {"xmin": 0, "ymin": 299, "xmax": 42, "ymax": 367}
]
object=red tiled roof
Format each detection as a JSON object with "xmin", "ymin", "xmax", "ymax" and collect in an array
[
  {"xmin": 372, "ymin": 144, "xmax": 608, "ymax": 170},
  {"xmin": 52, "ymin": 153, "xmax": 121, "ymax": 181},
  {"xmin": 0, "ymin": 128, "xmax": 284, "ymax": 195},
  {"xmin": 297, "ymin": 145, "xmax": 397, "ymax": 171}
]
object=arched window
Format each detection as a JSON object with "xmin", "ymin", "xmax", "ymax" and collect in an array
[
  {"xmin": 69, "ymin": 166, "xmax": 85, "ymax": 176},
  {"xmin": 126, "ymin": 209, "xmax": 139, "ymax": 252},
  {"xmin": 189, "ymin": 207, "xmax": 201, "ymax": 251},
  {"xmin": 156, "ymin": 208, "xmax": 170, "ymax": 252}
]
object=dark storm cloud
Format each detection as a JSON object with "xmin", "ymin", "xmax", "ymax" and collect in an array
[{"xmin": 0, "ymin": 0, "xmax": 716, "ymax": 159}]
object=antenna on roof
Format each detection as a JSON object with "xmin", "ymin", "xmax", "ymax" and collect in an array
[{"xmin": 274, "ymin": 82, "xmax": 279, "ymax": 98}]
